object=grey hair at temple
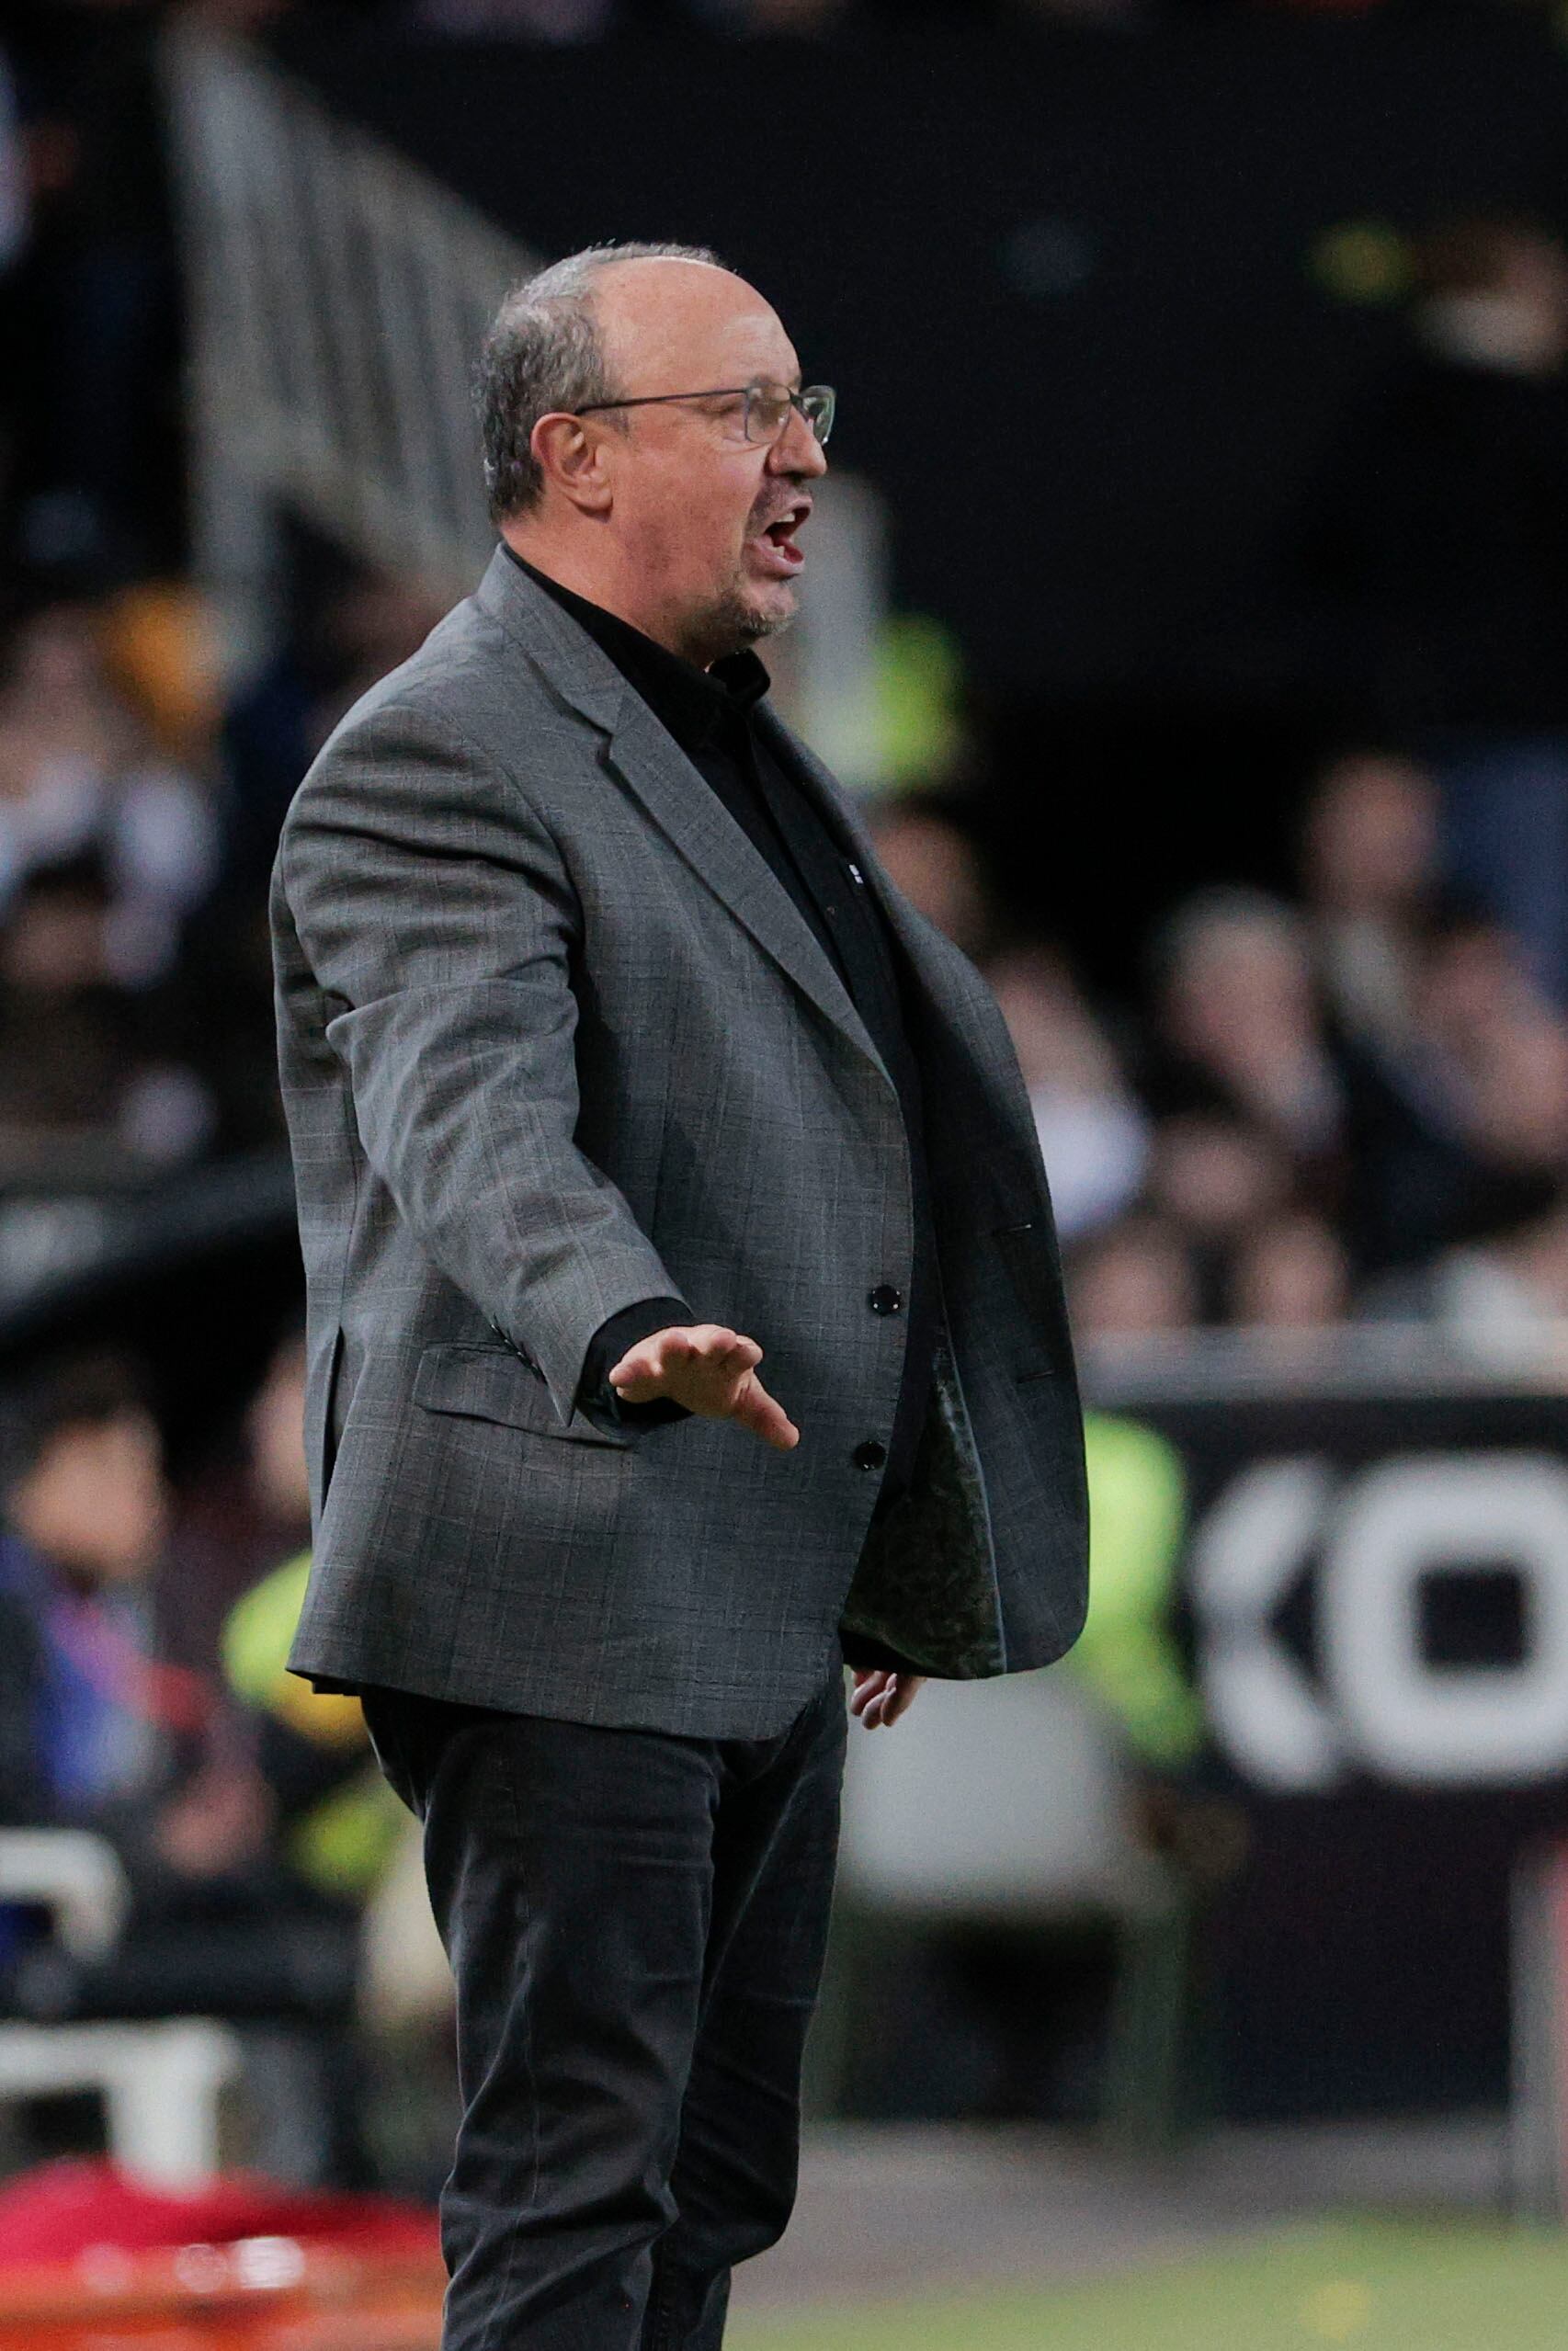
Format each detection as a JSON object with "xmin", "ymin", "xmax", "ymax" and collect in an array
[{"xmin": 473, "ymin": 240, "xmax": 727, "ymax": 523}]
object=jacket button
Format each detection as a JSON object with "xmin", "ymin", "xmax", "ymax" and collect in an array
[
  {"xmin": 852, "ymin": 1439, "xmax": 887, "ymax": 1471},
  {"xmin": 868, "ymin": 1285, "xmax": 903, "ymax": 1316}
]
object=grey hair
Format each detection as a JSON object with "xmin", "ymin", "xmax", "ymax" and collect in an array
[{"xmin": 474, "ymin": 240, "xmax": 727, "ymax": 522}]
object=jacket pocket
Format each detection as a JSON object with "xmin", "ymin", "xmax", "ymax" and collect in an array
[
  {"xmin": 314, "ymin": 1323, "xmax": 347, "ymax": 1505},
  {"xmin": 413, "ymin": 1344, "xmax": 632, "ymax": 1448}
]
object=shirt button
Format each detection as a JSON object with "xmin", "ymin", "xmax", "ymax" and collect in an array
[
  {"xmin": 852, "ymin": 1439, "xmax": 887, "ymax": 1471},
  {"xmin": 868, "ymin": 1285, "xmax": 903, "ymax": 1316}
]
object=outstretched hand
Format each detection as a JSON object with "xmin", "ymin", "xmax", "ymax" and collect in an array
[{"xmin": 608, "ymin": 1323, "xmax": 800, "ymax": 1451}]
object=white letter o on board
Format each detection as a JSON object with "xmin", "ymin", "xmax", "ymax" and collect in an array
[{"xmin": 1324, "ymin": 1455, "xmax": 1568, "ymax": 1786}]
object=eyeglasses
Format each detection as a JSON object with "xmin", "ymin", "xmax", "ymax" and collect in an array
[{"xmin": 574, "ymin": 380, "xmax": 835, "ymax": 448}]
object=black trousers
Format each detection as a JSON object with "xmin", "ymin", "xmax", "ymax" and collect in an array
[{"xmin": 359, "ymin": 1669, "xmax": 847, "ymax": 2351}]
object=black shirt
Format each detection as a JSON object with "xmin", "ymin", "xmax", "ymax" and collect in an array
[{"xmin": 510, "ymin": 551, "xmax": 940, "ymax": 1528}]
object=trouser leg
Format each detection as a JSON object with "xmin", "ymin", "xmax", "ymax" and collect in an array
[
  {"xmin": 360, "ymin": 1688, "xmax": 722, "ymax": 2351},
  {"xmin": 360, "ymin": 1676, "xmax": 846, "ymax": 2351},
  {"xmin": 641, "ymin": 1672, "xmax": 847, "ymax": 2351}
]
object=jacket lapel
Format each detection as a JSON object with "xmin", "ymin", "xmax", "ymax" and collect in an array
[
  {"xmin": 755, "ymin": 704, "xmax": 954, "ymax": 1014},
  {"xmin": 478, "ymin": 550, "xmax": 893, "ymax": 1094}
]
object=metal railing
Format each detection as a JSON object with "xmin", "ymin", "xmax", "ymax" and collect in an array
[
  {"xmin": 162, "ymin": 24, "xmax": 521, "ymax": 674},
  {"xmin": 1080, "ymin": 1319, "xmax": 1568, "ymax": 1406}
]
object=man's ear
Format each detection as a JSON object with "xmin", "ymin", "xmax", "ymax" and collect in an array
[{"xmin": 530, "ymin": 414, "xmax": 613, "ymax": 515}]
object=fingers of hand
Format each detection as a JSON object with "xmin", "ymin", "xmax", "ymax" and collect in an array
[
  {"xmin": 609, "ymin": 1324, "xmax": 736, "ymax": 1399},
  {"xmin": 882, "ymin": 1675, "xmax": 926, "ymax": 1725},
  {"xmin": 732, "ymin": 1372, "xmax": 800, "ymax": 1451},
  {"xmin": 852, "ymin": 1671, "xmax": 924, "ymax": 1729},
  {"xmin": 850, "ymin": 1670, "xmax": 892, "ymax": 1721},
  {"xmin": 608, "ymin": 1332, "xmax": 681, "ymax": 1395},
  {"xmin": 609, "ymin": 1329, "xmax": 790, "ymax": 1439},
  {"xmin": 679, "ymin": 1329, "xmax": 760, "ymax": 1414}
]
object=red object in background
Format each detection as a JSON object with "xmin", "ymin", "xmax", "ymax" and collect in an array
[
  {"xmin": 0, "ymin": 2160, "xmax": 438, "ymax": 2265},
  {"xmin": 0, "ymin": 2162, "xmax": 444, "ymax": 2348}
]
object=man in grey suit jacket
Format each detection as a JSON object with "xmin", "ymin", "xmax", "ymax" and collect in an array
[{"xmin": 271, "ymin": 241, "xmax": 1087, "ymax": 2349}]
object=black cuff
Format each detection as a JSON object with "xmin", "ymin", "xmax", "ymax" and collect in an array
[{"xmin": 574, "ymin": 1297, "xmax": 696, "ymax": 1433}]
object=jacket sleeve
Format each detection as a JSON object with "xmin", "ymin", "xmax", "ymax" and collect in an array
[
  {"xmin": 574, "ymin": 1297, "xmax": 696, "ymax": 1435},
  {"xmin": 277, "ymin": 696, "xmax": 693, "ymax": 1428}
]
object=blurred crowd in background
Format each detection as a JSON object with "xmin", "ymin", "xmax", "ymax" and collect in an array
[
  {"xmin": 4, "ymin": 10, "xmax": 1568, "ymax": 1351},
  {"xmin": 0, "ymin": 0, "xmax": 1566, "ymax": 2188}
]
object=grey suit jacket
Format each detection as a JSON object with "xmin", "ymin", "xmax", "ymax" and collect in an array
[{"xmin": 271, "ymin": 549, "xmax": 1088, "ymax": 1737}]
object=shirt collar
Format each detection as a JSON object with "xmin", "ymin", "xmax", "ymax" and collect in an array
[{"xmin": 505, "ymin": 549, "xmax": 770, "ymax": 756}]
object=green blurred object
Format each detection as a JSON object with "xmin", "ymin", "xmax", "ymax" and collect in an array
[
  {"xmin": 1072, "ymin": 1413, "xmax": 1204, "ymax": 1769},
  {"xmin": 729, "ymin": 2220, "xmax": 1568, "ymax": 2350},
  {"xmin": 222, "ymin": 1550, "xmax": 404, "ymax": 1898},
  {"xmin": 873, "ymin": 614, "xmax": 967, "ymax": 791}
]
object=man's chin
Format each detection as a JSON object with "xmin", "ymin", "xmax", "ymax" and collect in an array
[
  {"xmin": 692, "ymin": 576, "xmax": 800, "ymax": 663},
  {"xmin": 734, "ymin": 608, "xmax": 790, "ymax": 647},
  {"xmin": 729, "ymin": 582, "xmax": 799, "ymax": 647}
]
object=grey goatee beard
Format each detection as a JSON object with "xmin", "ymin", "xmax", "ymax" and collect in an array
[{"xmin": 706, "ymin": 579, "xmax": 798, "ymax": 657}]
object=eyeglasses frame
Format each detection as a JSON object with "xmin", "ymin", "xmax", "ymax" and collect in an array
[{"xmin": 572, "ymin": 380, "xmax": 835, "ymax": 448}]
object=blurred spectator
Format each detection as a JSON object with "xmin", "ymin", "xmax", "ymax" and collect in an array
[
  {"xmin": 988, "ymin": 944, "xmax": 1148, "ymax": 1243},
  {"xmin": 0, "ymin": 1349, "xmax": 261, "ymax": 1865},
  {"xmin": 175, "ymin": 570, "xmax": 442, "ymax": 1162},
  {"xmin": 1229, "ymin": 1210, "xmax": 1351, "ymax": 1334},
  {"xmin": 98, "ymin": 579, "xmax": 224, "ymax": 771},
  {"xmin": 222, "ymin": 1331, "xmax": 403, "ymax": 1914},
  {"xmin": 159, "ymin": 1312, "xmax": 312, "ymax": 1685},
  {"xmin": 1065, "ymin": 1211, "xmax": 1199, "ymax": 1345},
  {"xmin": 1327, "ymin": 900, "xmax": 1568, "ymax": 1275},
  {"xmin": 1142, "ymin": 1113, "xmax": 1301, "ymax": 1323},
  {"xmin": 217, "ymin": 571, "xmax": 440, "ymax": 908},
  {"xmin": 1415, "ymin": 912, "xmax": 1568, "ymax": 1175},
  {"xmin": 1300, "ymin": 751, "xmax": 1440, "ymax": 1060},
  {"xmin": 1143, "ymin": 887, "xmax": 1344, "ymax": 1173},
  {"xmin": 0, "ymin": 851, "xmax": 212, "ymax": 1173},
  {"xmin": 1298, "ymin": 748, "xmax": 1470, "ymax": 1275},
  {"xmin": 1366, "ymin": 1176, "xmax": 1568, "ymax": 1371},
  {"xmin": 0, "ymin": 602, "xmax": 216, "ymax": 986},
  {"xmin": 220, "ymin": 1330, "xmax": 437, "ymax": 2186},
  {"xmin": 1300, "ymin": 215, "xmax": 1568, "ymax": 1005},
  {"xmin": 867, "ymin": 801, "xmax": 996, "ymax": 961},
  {"xmin": 1143, "ymin": 1111, "xmax": 1292, "ymax": 1254},
  {"xmin": 0, "ymin": 1342, "xmax": 366, "ymax": 2182}
]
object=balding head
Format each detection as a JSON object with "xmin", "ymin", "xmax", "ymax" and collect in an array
[
  {"xmin": 477, "ymin": 241, "xmax": 727, "ymax": 521},
  {"xmin": 479, "ymin": 238, "xmax": 830, "ymax": 667},
  {"xmin": 588, "ymin": 255, "xmax": 790, "ymax": 416}
]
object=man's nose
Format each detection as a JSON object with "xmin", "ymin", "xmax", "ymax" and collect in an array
[{"xmin": 769, "ymin": 409, "xmax": 828, "ymax": 478}]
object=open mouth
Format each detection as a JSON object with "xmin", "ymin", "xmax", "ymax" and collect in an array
[{"xmin": 755, "ymin": 500, "xmax": 812, "ymax": 574}]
